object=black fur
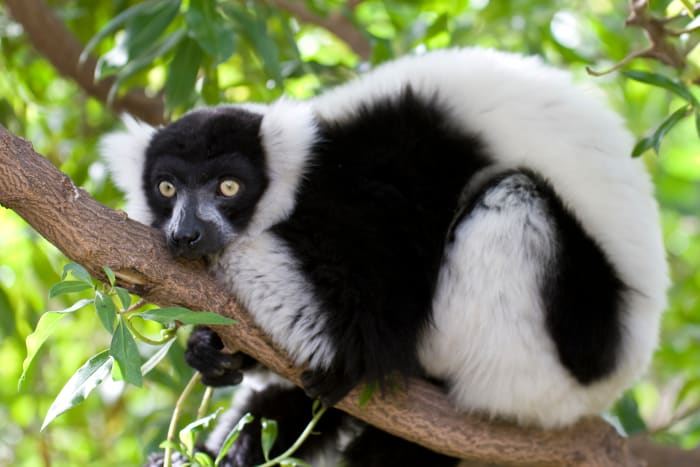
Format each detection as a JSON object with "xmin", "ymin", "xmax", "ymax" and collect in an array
[
  {"xmin": 185, "ymin": 326, "xmax": 257, "ymax": 387},
  {"xmin": 274, "ymin": 89, "xmax": 492, "ymax": 403},
  {"xmin": 535, "ymin": 172, "xmax": 626, "ymax": 383}
]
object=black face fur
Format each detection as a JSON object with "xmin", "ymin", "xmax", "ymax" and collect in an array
[{"xmin": 142, "ymin": 107, "xmax": 269, "ymax": 257}]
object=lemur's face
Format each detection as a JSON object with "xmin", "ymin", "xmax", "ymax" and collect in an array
[{"xmin": 143, "ymin": 108, "xmax": 269, "ymax": 258}]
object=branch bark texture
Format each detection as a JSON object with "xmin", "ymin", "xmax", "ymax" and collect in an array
[{"xmin": 1, "ymin": 125, "xmax": 665, "ymax": 467}]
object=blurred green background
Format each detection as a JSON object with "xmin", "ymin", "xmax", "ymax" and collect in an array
[{"xmin": 1, "ymin": 0, "xmax": 700, "ymax": 465}]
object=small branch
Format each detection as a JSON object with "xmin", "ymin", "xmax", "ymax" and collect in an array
[
  {"xmin": 4, "ymin": 0, "xmax": 165, "ymax": 125},
  {"xmin": 165, "ymin": 372, "xmax": 203, "ymax": 467},
  {"xmin": 588, "ymin": 0, "xmax": 689, "ymax": 76},
  {"xmin": 586, "ymin": 46, "xmax": 654, "ymax": 76},
  {"xmin": 648, "ymin": 401, "xmax": 700, "ymax": 435}
]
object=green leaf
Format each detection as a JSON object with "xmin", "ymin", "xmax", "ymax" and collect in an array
[
  {"xmin": 19, "ymin": 312, "xmax": 68, "ymax": 390},
  {"xmin": 49, "ymin": 280, "xmax": 94, "ymax": 298},
  {"xmin": 215, "ymin": 413, "xmax": 254, "ymax": 466},
  {"xmin": 114, "ymin": 287, "xmax": 132, "ymax": 310},
  {"xmin": 102, "ymin": 266, "xmax": 116, "ymax": 287},
  {"xmin": 358, "ymin": 382, "xmax": 377, "ymax": 408},
  {"xmin": 50, "ymin": 298, "xmax": 94, "ymax": 314},
  {"xmin": 165, "ymin": 37, "xmax": 204, "ymax": 111},
  {"xmin": 41, "ymin": 350, "xmax": 113, "ymax": 430},
  {"xmin": 110, "ymin": 317, "xmax": 143, "ymax": 386},
  {"xmin": 623, "ymin": 70, "xmax": 697, "ymax": 105},
  {"xmin": 179, "ymin": 409, "xmax": 223, "ymax": 454},
  {"xmin": 80, "ymin": 0, "xmax": 164, "ymax": 63},
  {"xmin": 370, "ymin": 39, "xmax": 394, "ymax": 65},
  {"xmin": 695, "ymin": 110, "xmax": 700, "ymax": 139},
  {"xmin": 139, "ymin": 307, "xmax": 238, "ymax": 325},
  {"xmin": 632, "ymin": 106, "xmax": 691, "ymax": 157},
  {"xmin": 158, "ymin": 440, "xmax": 182, "ymax": 450},
  {"xmin": 650, "ymin": 106, "xmax": 691, "ymax": 154},
  {"xmin": 61, "ymin": 263, "xmax": 92, "ymax": 284},
  {"xmin": 141, "ymin": 338, "xmax": 176, "ymax": 375},
  {"xmin": 124, "ymin": 0, "xmax": 181, "ymax": 60},
  {"xmin": 680, "ymin": 0, "xmax": 696, "ymax": 17},
  {"xmin": 94, "ymin": 291, "xmax": 117, "ymax": 333},
  {"xmin": 426, "ymin": 13, "xmax": 449, "ymax": 39},
  {"xmin": 107, "ymin": 30, "xmax": 186, "ymax": 105},
  {"xmin": 260, "ymin": 418, "xmax": 278, "ymax": 461},
  {"xmin": 631, "ymin": 136, "xmax": 655, "ymax": 158},
  {"xmin": 222, "ymin": 5, "xmax": 281, "ymax": 82},
  {"xmin": 186, "ymin": 0, "xmax": 235, "ymax": 63},
  {"xmin": 280, "ymin": 458, "xmax": 312, "ymax": 467},
  {"xmin": 194, "ymin": 451, "xmax": 215, "ymax": 466},
  {"xmin": 613, "ymin": 392, "xmax": 647, "ymax": 435}
]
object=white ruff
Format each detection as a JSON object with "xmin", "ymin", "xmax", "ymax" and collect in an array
[
  {"xmin": 248, "ymin": 99, "xmax": 316, "ymax": 235},
  {"xmin": 100, "ymin": 115, "xmax": 156, "ymax": 224},
  {"xmin": 212, "ymin": 232, "xmax": 336, "ymax": 370}
]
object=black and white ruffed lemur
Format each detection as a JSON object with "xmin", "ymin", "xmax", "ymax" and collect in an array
[{"xmin": 102, "ymin": 48, "xmax": 668, "ymax": 466}]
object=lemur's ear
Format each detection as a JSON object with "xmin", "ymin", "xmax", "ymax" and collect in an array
[{"xmin": 100, "ymin": 115, "xmax": 156, "ymax": 224}]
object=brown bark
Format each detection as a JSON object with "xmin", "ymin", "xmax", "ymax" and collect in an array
[
  {"xmin": 1, "ymin": 122, "xmax": 671, "ymax": 467},
  {"xmin": 4, "ymin": 0, "xmax": 165, "ymax": 126}
]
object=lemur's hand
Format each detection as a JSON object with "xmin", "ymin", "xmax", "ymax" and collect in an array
[{"xmin": 185, "ymin": 326, "xmax": 255, "ymax": 387}]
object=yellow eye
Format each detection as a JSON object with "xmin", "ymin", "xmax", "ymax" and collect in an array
[
  {"xmin": 219, "ymin": 179, "xmax": 240, "ymax": 197},
  {"xmin": 158, "ymin": 181, "xmax": 176, "ymax": 198}
]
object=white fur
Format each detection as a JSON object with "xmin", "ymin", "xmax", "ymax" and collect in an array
[
  {"xmin": 100, "ymin": 115, "xmax": 156, "ymax": 224},
  {"xmin": 310, "ymin": 48, "xmax": 667, "ymax": 427},
  {"xmin": 248, "ymin": 99, "xmax": 316, "ymax": 235},
  {"xmin": 212, "ymin": 232, "xmax": 336, "ymax": 370},
  {"xmin": 419, "ymin": 175, "xmax": 599, "ymax": 428}
]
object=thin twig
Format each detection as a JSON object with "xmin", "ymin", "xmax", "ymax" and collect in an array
[
  {"xmin": 648, "ymin": 402, "xmax": 700, "ymax": 435},
  {"xmin": 164, "ymin": 372, "xmax": 203, "ymax": 467},
  {"xmin": 586, "ymin": 46, "xmax": 654, "ymax": 76}
]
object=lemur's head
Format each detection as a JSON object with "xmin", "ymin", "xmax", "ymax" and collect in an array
[
  {"xmin": 102, "ymin": 107, "xmax": 271, "ymax": 258},
  {"xmin": 102, "ymin": 103, "xmax": 315, "ymax": 258},
  {"xmin": 141, "ymin": 108, "xmax": 269, "ymax": 258}
]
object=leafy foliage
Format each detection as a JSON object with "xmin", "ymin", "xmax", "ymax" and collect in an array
[{"xmin": 1, "ymin": 0, "xmax": 700, "ymax": 465}]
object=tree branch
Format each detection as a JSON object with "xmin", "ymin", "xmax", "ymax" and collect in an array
[
  {"xmin": 3, "ymin": 125, "xmax": 680, "ymax": 467},
  {"xmin": 4, "ymin": 0, "xmax": 165, "ymax": 126}
]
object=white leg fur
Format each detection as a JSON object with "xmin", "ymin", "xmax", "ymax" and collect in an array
[
  {"xmin": 212, "ymin": 232, "xmax": 336, "ymax": 371},
  {"xmin": 99, "ymin": 115, "xmax": 156, "ymax": 224},
  {"xmin": 419, "ymin": 174, "xmax": 657, "ymax": 428}
]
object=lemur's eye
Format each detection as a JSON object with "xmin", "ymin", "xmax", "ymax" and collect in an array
[
  {"xmin": 158, "ymin": 181, "xmax": 176, "ymax": 198},
  {"xmin": 219, "ymin": 179, "xmax": 240, "ymax": 197}
]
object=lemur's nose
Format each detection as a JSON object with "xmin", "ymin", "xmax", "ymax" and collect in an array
[{"xmin": 172, "ymin": 228, "xmax": 202, "ymax": 248}]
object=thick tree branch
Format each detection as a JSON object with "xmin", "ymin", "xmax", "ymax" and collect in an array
[
  {"xmin": 3, "ymin": 126, "xmax": 681, "ymax": 467},
  {"xmin": 4, "ymin": 0, "xmax": 165, "ymax": 126}
]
